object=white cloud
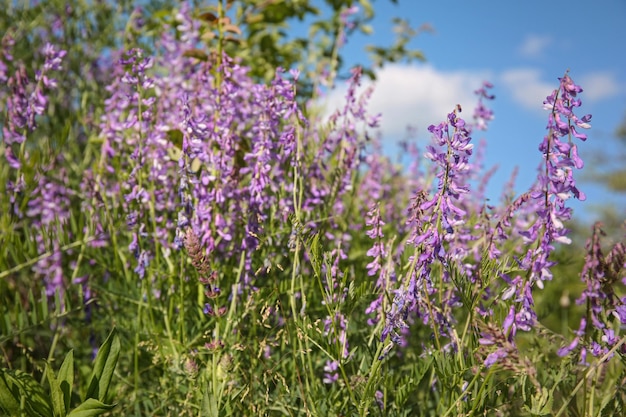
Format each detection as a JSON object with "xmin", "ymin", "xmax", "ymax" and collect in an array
[
  {"xmin": 320, "ymin": 64, "xmax": 489, "ymax": 140},
  {"xmin": 499, "ymin": 69, "xmax": 554, "ymax": 111},
  {"xmin": 500, "ymin": 69, "xmax": 624, "ymax": 112},
  {"xmin": 577, "ymin": 71, "xmax": 623, "ymax": 102},
  {"xmin": 518, "ymin": 34, "xmax": 553, "ymax": 58}
]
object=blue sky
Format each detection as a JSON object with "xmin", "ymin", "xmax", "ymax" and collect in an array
[{"xmin": 319, "ymin": 0, "xmax": 626, "ymax": 223}]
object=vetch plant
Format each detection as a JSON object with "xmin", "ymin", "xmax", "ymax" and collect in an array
[{"xmin": 2, "ymin": 2, "xmax": 626, "ymax": 416}]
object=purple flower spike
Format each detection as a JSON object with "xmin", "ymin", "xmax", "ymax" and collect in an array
[
  {"xmin": 381, "ymin": 104, "xmax": 480, "ymax": 355},
  {"xmin": 499, "ymin": 73, "xmax": 591, "ymax": 338},
  {"xmin": 2, "ymin": 42, "xmax": 65, "ymax": 171}
]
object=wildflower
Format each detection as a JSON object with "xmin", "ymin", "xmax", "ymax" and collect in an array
[
  {"xmin": 375, "ymin": 390, "xmax": 384, "ymax": 410},
  {"xmin": 26, "ymin": 167, "xmax": 72, "ymax": 296},
  {"xmin": 478, "ymin": 323, "xmax": 517, "ymax": 369},
  {"xmin": 484, "ymin": 348, "xmax": 509, "ymax": 368},
  {"xmin": 472, "ymin": 81, "xmax": 495, "ymax": 131},
  {"xmin": 205, "ymin": 340, "xmax": 224, "ymax": 352},
  {"xmin": 502, "ymin": 73, "xmax": 591, "ymax": 339},
  {"xmin": 559, "ymin": 223, "xmax": 626, "ymax": 362},
  {"xmin": 2, "ymin": 43, "xmax": 66, "ymax": 168},
  {"xmin": 557, "ymin": 318, "xmax": 586, "ymax": 357},
  {"xmin": 484, "ymin": 73, "xmax": 592, "ymax": 367},
  {"xmin": 365, "ymin": 204, "xmax": 386, "ymax": 278},
  {"xmin": 134, "ymin": 250, "xmax": 150, "ymax": 279},
  {"xmin": 576, "ymin": 222, "xmax": 607, "ymax": 329},
  {"xmin": 184, "ymin": 228, "xmax": 212, "ymax": 277},
  {"xmin": 324, "ymin": 312, "xmax": 349, "ymax": 359},
  {"xmin": 381, "ymin": 107, "xmax": 476, "ymax": 354},
  {"xmin": 323, "ymin": 360, "xmax": 340, "ymax": 384}
]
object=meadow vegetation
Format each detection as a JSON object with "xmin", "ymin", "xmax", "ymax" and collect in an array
[{"xmin": 1, "ymin": 1, "xmax": 625, "ymax": 416}]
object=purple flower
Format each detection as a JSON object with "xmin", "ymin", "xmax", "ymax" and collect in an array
[
  {"xmin": 380, "ymin": 107, "xmax": 480, "ymax": 355},
  {"xmin": 375, "ymin": 390, "xmax": 384, "ymax": 410},
  {"xmin": 559, "ymin": 223, "xmax": 626, "ymax": 362},
  {"xmin": 324, "ymin": 312, "xmax": 349, "ymax": 359},
  {"xmin": 490, "ymin": 73, "xmax": 592, "ymax": 342},
  {"xmin": 24, "ymin": 166, "xmax": 72, "ymax": 296},
  {"xmin": 134, "ymin": 250, "xmax": 151, "ymax": 279},
  {"xmin": 365, "ymin": 204, "xmax": 386, "ymax": 279},
  {"xmin": 2, "ymin": 43, "xmax": 66, "ymax": 161},
  {"xmin": 323, "ymin": 360, "xmax": 340, "ymax": 384},
  {"xmin": 557, "ymin": 318, "xmax": 586, "ymax": 357},
  {"xmin": 472, "ymin": 81, "xmax": 495, "ymax": 131},
  {"xmin": 576, "ymin": 222, "xmax": 607, "ymax": 329},
  {"xmin": 484, "ymin": 348, "xmax": 508, "ymax": 368}
]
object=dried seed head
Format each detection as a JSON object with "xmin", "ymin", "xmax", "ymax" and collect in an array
[{"xmin": 184, "ymin": 228, "xmax": 211, "ymax": 277}]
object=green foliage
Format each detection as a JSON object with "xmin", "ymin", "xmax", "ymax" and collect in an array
[
  {"xmin": 144, "ymin": 0, "xmax": 427, "ymax": 101},
  {"xmin": 0, "ymin": 368, "xmax": 53, "ymax": 417},
  {"xmin": 85, "ymin": 330, "xmax": 120, "ymax": 403},
  {"xmin": 590, "ymin": 169, "xmax": 626, "ymax": 193},
  {"xmin": 1, "ymin": 1, "xmax": 625, "ymax": 416},
  {"xmin": 0, "ymin": 330, "xmax": 119, "ymax": 417}
]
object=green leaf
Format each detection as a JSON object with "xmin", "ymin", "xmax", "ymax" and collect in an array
[
  {"xmin": 359, "ymin": 0, "xmax": 374, "ymax": 18},
  {"xmin": 0, "ymin": 368, "xmax": 53, "ymax": 417},
  {"xmin": 85, "ymin": 329, "xmax": 120, "ymax": 402},
  {"xmin": 66, "ymin": 399, "xmax": 116, "ymax": 417},
  {"xmin": 523, "ymin": 385, "xmax": 555, "ymax": 416},
  {"xmin": 45, "ymin": 364, "xmax": 64, "ymax": 417},
  {"xmin": 165, "ymin": 129, "xmax": 184, "ymax": 150},
  {"xmin": 201, "ymin": 381, "xmax": 218, "ymax": 417},
  {"xmin": 308, "ymin": 233, "xmax": 322, "ymax": 279},
  {"xmin": 201, "ymin": 385, "xmax": 211, "ymax": 417},
  {"xmin": 359, "ymin": 24, "xmax": 373, "ymax": 35},
  {"xmin": 0, "ymin": 369, "xmax": 20, "ymax": 416},
  {"xmin": 57, "ymin": 350, "xmax": 74, "ymax": 414}
]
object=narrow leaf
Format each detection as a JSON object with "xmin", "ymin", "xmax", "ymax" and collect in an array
[
  {"xmin": 67, "ymin": 398, "xmax": 116, "ymax": 417},
  {"xmin": 85, "ymin": 329, "xmax": 120, "ymax": 402},
  {"xmin": 45, "ymin": 363, "xmax": 65, "ymax": 417},
  {"xmin": 57, "ymin": 350, "xmax": 74, "ymax": 413}
]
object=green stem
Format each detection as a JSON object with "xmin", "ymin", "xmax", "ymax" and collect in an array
[
  {"xmin": 358, "ymin": 342, "xmax": 386, "ymax": 417},
  {"xmin": 555, "ymin": 335, "xmax": 626, "ymax": 417}
]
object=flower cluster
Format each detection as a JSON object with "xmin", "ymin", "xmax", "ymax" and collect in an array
[
  {"xmin": 527, "ymin": 73, "xmax": 591, "ymax": 279},
  {"xmin": 2, "ymin": 42, "xmax": 66, "ymax": 218},
  {"xmin": 480, "ymin": 73, "xmax": 593, "ymax": 366},
  {"xmin": 558, "ymin": 222, "xmax": 626, "ymax": 362},
  {"xmin": 2, "ymin": 42, "xmax": 66, "ymax": 151},
  {"xmin": 5, "ymin": 2, "xmax": 625, "ymax": 414},
  {"xmin": 381, "ymin": 105, "xmax": 477, "ymax": 353},
  {"xmin": 0, "ymin": 40, "xmax": 70, "ymax": 295},
  {"xmin": 27, "ymin": 167, "xmax": 73, "ymax": 296}
]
